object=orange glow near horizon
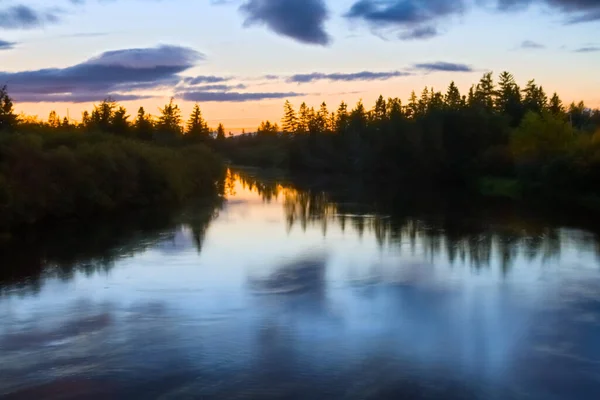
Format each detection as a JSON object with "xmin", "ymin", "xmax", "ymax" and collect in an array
[{"xmin": 12, "ymin": 76, "xmax": 600, "ymax": 134}]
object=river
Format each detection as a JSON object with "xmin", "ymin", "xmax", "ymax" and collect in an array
[{"xmin": 1, "ymin": 169, "xmax": 600, "ymax": 399}]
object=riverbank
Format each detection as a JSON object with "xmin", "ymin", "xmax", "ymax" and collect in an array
[{"xmin": 0, "ymin": 131, "xmax": 224, "ymax": 232}]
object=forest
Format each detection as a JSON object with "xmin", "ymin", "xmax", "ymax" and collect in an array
[
  {"xmin": 1, "ymin": 70, "xmax": 600, "ymax": 230},
  {"xmin": 223, "ymin": 72, "xmax": 600, "ymax": 206},
  {"xmin": 0, "ymin": 86, "xmax": 224, "ymax": 230}
]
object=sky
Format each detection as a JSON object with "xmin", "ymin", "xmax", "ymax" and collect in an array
[{"xmin": 1, "ymin": 0, "xmax": 599, "ymax": 132}]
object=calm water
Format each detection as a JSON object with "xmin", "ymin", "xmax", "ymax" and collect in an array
[{"xmin": 2, "ymin": 169, "xmax": 600, "ymax": 399}]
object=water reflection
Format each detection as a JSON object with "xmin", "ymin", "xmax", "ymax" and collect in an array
[
  {"xmin": 248, "ymin": 253, "xmax": 327, "ymax": 295},
  {"xmin": 0, "ymin": 199, "xmax": 222, "ymax": 296},
  {"xmin": 1, "ymin": 169, "xmax": 600, "ymax": 399},
  {"xmin": 233, "ymin": 169, "xmax": 600, "ymax": 272}
]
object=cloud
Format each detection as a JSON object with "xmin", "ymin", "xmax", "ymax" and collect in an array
[
  {"xmin": 286, "ymin": 71, "xmax": 411, "ymax": 83},
  {"xmin": 412, "ymin": 62, "xmax": 473, "ymax": 72},
  {"xmin": 0, "ymin": 45, "xmax": 204, "ymax": 103},
  {"xmin": 182, "ymin": 76, "xmax": 231, "ymax": 85},
  {"xmin": 346, "ymin": 0, "xmax": 466, "ymax": 25},
  {"xmin": 565, "ymin": 9, "xmax": 600, "ymax": 23},
  {"xmin": 346, "ymin": 0, "xmax": 466, "ymax": 39},
  {"xmin": 85, "ymin": 45, "xmax": 204, "ymax": 68},
  {"xmin": 0, "ymin": 40, "xmax": 16, "ymax": 50},
  {"xmin": 399, "ymin": 26, "xmax": 439, "ymax": 40},
  {"xmin": 0, "ymin": 5, "xmax": 61, "ymax": 29},
  {"xmin": 179, "ymin": 91, "xmax": 304, "ymax": 102},
  {"xmin": 520, "ymin": 40, "xmax": 545, "ymax": 49},
  {"xmin": 58, "ymin": 32, "xmax": 110, "ymax": 38},
  {"xmin": 12, "ymin": 93, "xmax": 154, "ymax": 103},
  {"xmin": 574, "ymin": 46, "xmax": 600, "ymax": 53},
  {"xmin": 346, "ymin": 0, "xmax": 600, "ymax": 40},
  {"xmin": 496, "ymin": 0, "xmax": 600, "ymax": 23},
  {"xmin": 191, "ymin": 84, "xmax": 248, "ymax": 91},
  {"xmin": 240, "ymin": 0, "xmax": 330, "ymax": 45}
]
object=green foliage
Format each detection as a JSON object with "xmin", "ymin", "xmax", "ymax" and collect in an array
[
  {"xmin": 511, "ymin": 111, "xmax": 574, "ymax": 162},
  {"xmin": 0, "ymin": 131, "xmax": 224, "ymax": 229}
]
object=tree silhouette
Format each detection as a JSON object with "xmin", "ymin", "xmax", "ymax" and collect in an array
[
  {"xmin": 523, "ymin": 79, "xmax": 547, "ymax": 114},
  {"xmin": 48, "ymin": 111, "xmax": 60, "ymax": 128},
  {"xmin": 0, "ymin": 86, "xmax": 17, "ymax": 132},
  {"xmin": 257, "ymin": 121, "xmax": 279, "ymax": 137},
  {"xmin": 135, "ymin": 107, "xmax": 154, "ymax": 140},
  {"xmin": 496, "ymin": 72, "xmax": 522, "ymax": 126},
  {"xmin": 217, "ymin": 123, "xmax": 226, "ymax": 141},
  {"xmin": 445, "ymin": 82, "xmax": 462, "ymax": 110},
  {"xmin": 111, "ymin": 106, "xmax": 130, "ymax": 136},
  {"xmin": 298, "ymin": 102, "xmax": 309, "ymax": 134},
  {"xmin": 548, "ymin": 93, "xmax": 564, "ymax": 116},
  {"xmin": 474, "ymin": 72, "xmax": 495, "ymax": 111},
  {"xmin": 186, "ymin": 103, "xmax": 209, "ymax": 141},
  {"xmin": 81, "ymin": 111, "xmax": 91, "ymax": 129},
  {"xmin": 91, "ymin": 98, "xmax": 117, "ymax": 132},
  {"xmin": 157, "ymin": 97, "xmax": 183, "ymax": 138},
  {"xmin": 282, "ymin": 100, "xmax": 298, "ymax": 134}
]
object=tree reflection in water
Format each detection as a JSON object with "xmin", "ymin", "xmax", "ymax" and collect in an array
[
  {"xmin": 233, "ymin": 168, "xmax": 600, "ymax": 273},
  {"xmin": 0, "ymin": 197, "xmax": 223, "ymax": 295},
  {"xmin": 2, "ymin": 167, "xmax": 600, "ymax": 294}
]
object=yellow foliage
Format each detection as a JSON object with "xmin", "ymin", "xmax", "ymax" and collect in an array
[{"xmin": 511, "ymin": 111, "xmax": 575, "ymax": 161}]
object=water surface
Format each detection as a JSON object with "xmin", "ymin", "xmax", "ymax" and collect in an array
[{"xmin": 2, "ymin": 169, "xmax": 600, "ymax": 399}]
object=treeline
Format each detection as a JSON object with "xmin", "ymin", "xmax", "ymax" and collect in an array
[
  {"xmin": 222, "ymin": 72, "xmax": 600, "ymax": 203},
  {"xmin": 0, "ymin": 87, "xmax": 224, "ymax": 230},
  {"xmin": 11, "ymin": 96, "xmax": 229, "ymax": 145}
]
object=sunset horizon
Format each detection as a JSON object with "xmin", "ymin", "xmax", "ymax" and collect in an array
[{"xmin": 2, "ymin": 0, "xmax": 599, "ymax": 132}]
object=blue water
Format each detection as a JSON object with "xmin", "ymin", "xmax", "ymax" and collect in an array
[{"xmin": 1, "ymin": 169, "xmax": 600, "ymax": 399}]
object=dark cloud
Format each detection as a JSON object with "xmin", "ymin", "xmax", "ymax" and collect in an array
[
  {"xmin": 286, "ymin": 71, "xmax": 411, "ymax": 83},
  {"xmin": 346, "ymin": 0, "xmax": 466, "ymax": 25},
  {"xmin": 399, "ymin": 26, "xmax": 439, "ymax": 40},
  {"xmin": 346, "ymin": 0, "xmax": 465, "ymax": 39},
  {"xmin": 565, "ymin": 9, "xmax": 600, "ymax": 23},
  {"xmin": 574, "ymin": 46, "xmax": 600, "ymax": 52},
  {"xmin": 520, "ymin": 40, "xmax": 545, "ymax": 49},
  {"xmin": 346, "ymin": 0, "xmax": 600, "ymax": 40},
  {"xmin": 179, "ymin": 90, "xmax": 303, "ymax": 102},
  {"xmin": 0, "ymin": 5, "xmax": 61, "ymax": 29},
  {"xmin": 12, "ymin": 93, "xmax": 154, "ymax": 103},
  {"xmin": 182, "ymin": 76, "xmax": 231, "ymax": 85},
  {"xmin": 0, "ymin": 45, "xmax": 204, "ymax": 103},
  {"xmin": 412, "ymin": 62, "xmax": 473, "ymax": 72},
  {"xmin": 192, "ymin": 84, "xmax": 248, "ymax": 91},
  {"xmin": 494, "ymin": 0, "xmax": 600, "ymax": 23},
  {"xmin": 240, "ymin": 0, "xmax": 330, "ymax": 45},
  {"xmin": 497, "ymin": 0, "xmax": 600, "ymax": 17},
  {"xmin": 0, "ymin": 40, "xmax": 16, "ymax": 50}
]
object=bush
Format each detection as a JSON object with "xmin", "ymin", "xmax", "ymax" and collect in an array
[{"xmin": 0, "ymin": 131, "xmax": 224, "ymax": 229}]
